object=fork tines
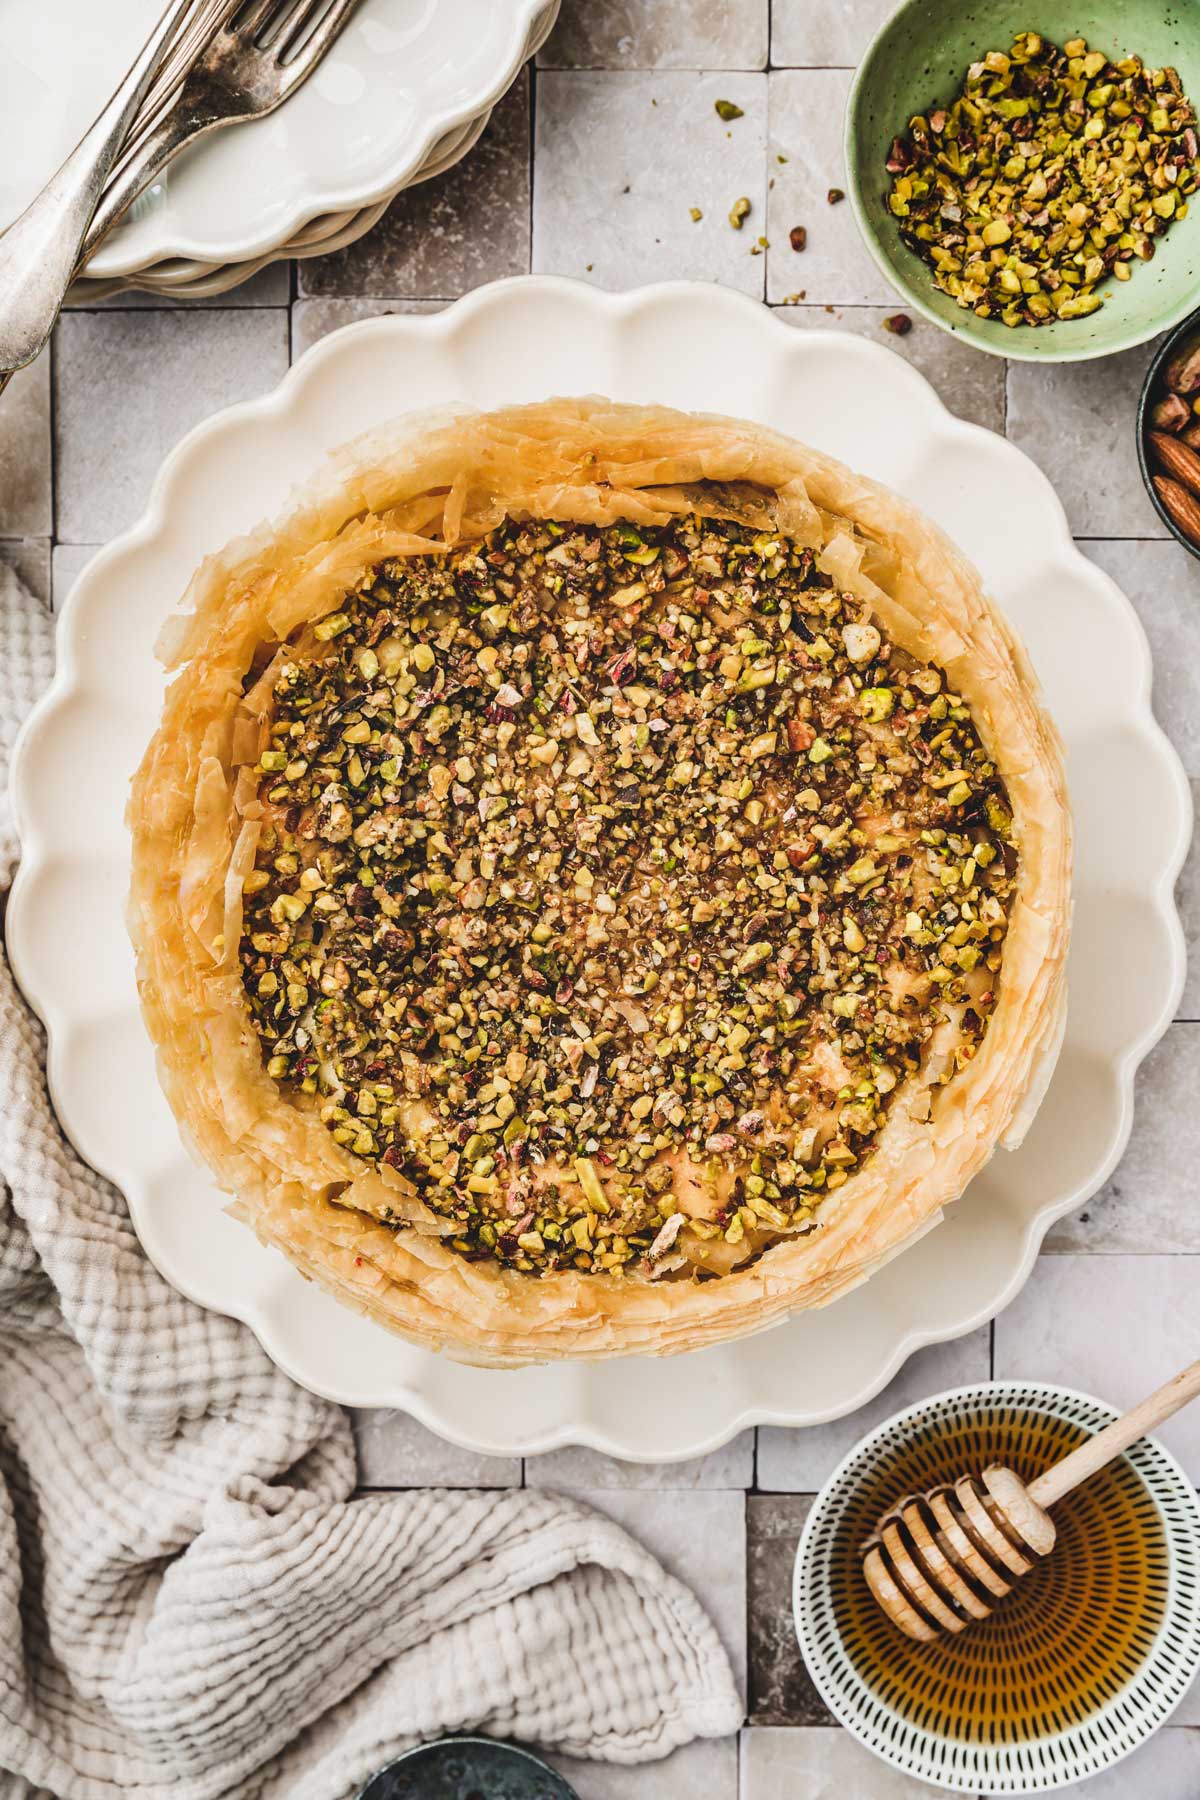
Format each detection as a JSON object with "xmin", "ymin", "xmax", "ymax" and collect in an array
[{"xmin": 232, "ymin": 0, "xmax": 358, "ymax": 62}]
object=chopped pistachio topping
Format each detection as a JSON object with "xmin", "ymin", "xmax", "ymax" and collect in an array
[
  {"xmin": 886, "ymin": 32, "xmax": 1200, "ymax": 327},
  {"xmin": 239, "ymin": 512, "xmax": 1015, "ymax": 1280}
]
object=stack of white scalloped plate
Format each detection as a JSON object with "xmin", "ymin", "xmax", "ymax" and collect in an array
[{"xmin": 0, "ymin": 0, "xmax": 557, "ymax": 302}]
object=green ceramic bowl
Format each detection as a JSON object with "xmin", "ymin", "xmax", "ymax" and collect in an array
[{"xmin": 845, "ymin": 0, "xmax": 1200, "ymax": 361}]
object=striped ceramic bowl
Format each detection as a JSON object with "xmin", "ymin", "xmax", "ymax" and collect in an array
[{"xmin": 794, "ymin": 1381, "xmax": 1200, "ymax": 1793}]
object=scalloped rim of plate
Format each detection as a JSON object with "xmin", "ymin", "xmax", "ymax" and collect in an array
[
  {"xmin": 68, "ymin": 111, "xmax": 492, "ymax": 302},
  {"xmin": 83, "ymin": 0, "xmax": 557, "ymax": 277},
  {"xmin": 792, "ymin": 1380, "xmax": 1200, "ymax": 1793},
  {"xmin": 8, "ymin": 279, "xmax": 1191, "ymax": 1459}
]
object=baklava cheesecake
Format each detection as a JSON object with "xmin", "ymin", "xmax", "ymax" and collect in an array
[{"xmin": 128, "ymin": 400, "xmax": 1070, "ymax": 1364}]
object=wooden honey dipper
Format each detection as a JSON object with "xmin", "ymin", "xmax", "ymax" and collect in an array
[{"xmin": 861, "ymin": 1359, "xmax": 1200, "ymax": 1642}]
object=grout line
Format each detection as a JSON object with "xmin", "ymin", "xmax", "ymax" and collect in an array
[
  {"xmin": 527, "ymin": 57, "xmax": 537, "ymax": 274},
  {"xmin": 48, "ymin": 329, "xmax": 60, "ymax": 552},
  {"xmin": 535, "ymin": 65, "xmax": 859, "ymax": 74},
  {"xmin": 743, "ymin": 1511, "xmax": 754, "ymax": 1753},
  {"xmin": 48, "ymin": 331, "xmax": 58, "ymax": 561},
  {"xmin": 356, "ymin": 1483, "xmax": 523, "ymax": 1494},
  {"xmin": 293, "ymin": 296, "xmax": 470, "ymax": 309},
  {"xmin": 63, "ymin": 298, "xmax": 291, "ymax": 314},
  {"xmin": 537, "ymin": 64, "xmax": 775, "ymax": 75}
]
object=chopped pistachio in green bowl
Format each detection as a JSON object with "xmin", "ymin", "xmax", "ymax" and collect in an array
[{"xmin": 845, "ymin": 1, "xmax": 1200, "ymax": 361}]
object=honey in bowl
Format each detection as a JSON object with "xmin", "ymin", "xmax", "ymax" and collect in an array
[{"xmin": 831, "ymin": 1404, "xmax": 1168, "ymax": 1742}]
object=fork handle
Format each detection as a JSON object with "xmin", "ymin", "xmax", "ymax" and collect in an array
[
  {"xmin": 0, "ymin": 0, "xmax": 197, "ymax": 375},
  {"xmin": 80, "ymin": 91, "xmax": 216, "ymax": 264},
  {"xmin": 1028, "ymin": 1357, "xmax": 1200, "ymax": 1510}
]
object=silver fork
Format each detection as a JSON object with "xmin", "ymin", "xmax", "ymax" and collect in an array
[
  {"xmin": 81, "ymin": 0, "xmax": 364, "ymax": 262},
  {"xmin": 0, "ymin": 0, "xmax": 361, "ymax": 396}
]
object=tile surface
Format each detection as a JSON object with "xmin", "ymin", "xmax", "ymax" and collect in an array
[
  {"xmin": 1043, "ymin": 1728, "xmax": 1200, "ymax": 1797},
  {"xmin": 527, "ymin": 1431, "xmax": 754, "ymax": 1492},
  {"xmin": 549, "ymin": 1738, "xmax": 738, "ymax": 1798},
  {"xmin": 770, "ymin": 0, "xmax": 899, "ymax": 69},
  {"xmin": 0, "ymin": 539, "xmax": 50, "ymax": 608},
  {"xmin": 50, "ymin": 543, "xmax": 99, "ymax": 612},
  {"xmin": 0, "ymin": 359, "xmax": 51, "ymax": 539},
  {"xmin": 1045, "ymin": 1025, "xmax": 1200, "ymax": 1252},
  {"xmin": 767, "ymin": 71, "xmax": 900, "ymax": 306},
  {"xmin": 539, "ymin": 0, "xmax": 768, "ymax": 70},
  {"xmin": 1006, "ymin": 341, "xmax": 1165, "ymax": 538},
  {"xmin": 740, "ymin": 1726, "xmax": 962, "ymax": 1797},
  {"xmin": 1080, "ymin": 537, "xmax": 1200, "ymax": 777},
  {"xmin": 771, "ymin": 304, "xmax": 1006, "ymax": 435},
  {"xmin": 746, "ymin": 1496, "xmax": 831, "ymax": 1727},
  {"xmin": 1176, "ymin": 1669, "xmax": 1200, "ymax": 1729},
  {"xmin": 298, "ymin": 73, "xmax": 531, "ymax": 299},
  {"xmin": 534, "ymin": 71, "xmax": 767, "ymax": 294},
  {"xmin": 351, "ymin": 1410, "xmax": 520, "ymax": 1488},
  {"xmin": 994, "ymin": 1255, "xmax": 1200, "ymax": 1478},
  {"xmin": 53, "ymin": 308, "xmax": 289, "ymax": 543},
  {"xmin": 758, "ymin": 1328, "xmax": 991, "ymax": 1493}
]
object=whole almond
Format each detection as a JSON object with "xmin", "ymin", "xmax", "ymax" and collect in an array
[
  {"xmin": 1153, "ymin": 475, "xmax": 1200, "ymax": 549},
  {"xmin": 1150, "ymin": 430, "xmax": 1200, "ymax": 497}
]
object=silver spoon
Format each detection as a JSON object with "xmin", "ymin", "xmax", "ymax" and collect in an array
[{"xmin": 0, "ymin": 0, "xmax": 200, "ymax": 393}]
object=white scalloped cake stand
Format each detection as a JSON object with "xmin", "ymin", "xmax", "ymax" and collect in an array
[{"xmin": 9, "ymin": 280, "xmax": 1189, "ymax": 1459}]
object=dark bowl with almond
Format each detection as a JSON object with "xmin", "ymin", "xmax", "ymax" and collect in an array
[{"xmin": 1138, "ymin": 308, "xmax": 1200, "ymax": 559}]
